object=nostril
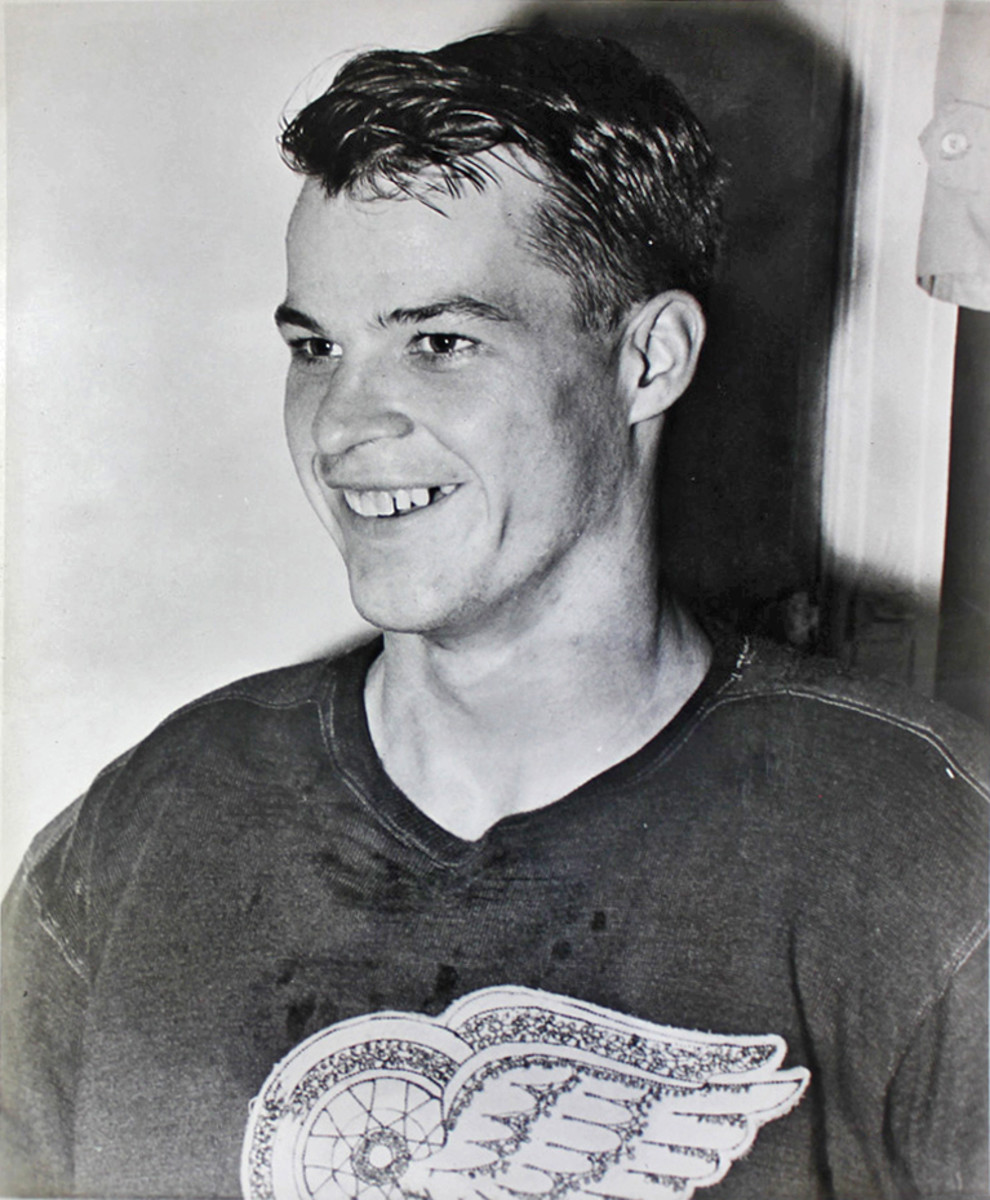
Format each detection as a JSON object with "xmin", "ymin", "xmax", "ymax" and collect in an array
[{"xmin": 313, "ymin": 454, "xmax": 339, "ymax": 490}]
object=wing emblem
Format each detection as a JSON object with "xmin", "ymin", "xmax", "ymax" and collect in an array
[{"xmin": 241, "ymin": 985, "xmax": 809, "ymax": 1200}]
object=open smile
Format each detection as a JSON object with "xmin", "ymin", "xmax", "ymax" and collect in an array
[{"xmin": 341, "ymin": 484, "xmax": 458, "ymax": 519}]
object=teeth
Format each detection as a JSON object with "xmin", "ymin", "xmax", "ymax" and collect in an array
[
  {"xmin": 372, "ymin": 491, "xmax": 395, "ymax": 517},
  {"xmin": 342, "ymin": 489, "xmax": 385, "ymax": 517},
  {"xmin": 342, "ymin": 485, "xmax": 457, "ymax": 518}
]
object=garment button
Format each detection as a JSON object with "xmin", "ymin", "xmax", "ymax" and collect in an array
[{"xmin": 939, "ymin": 130, "xmax": 970, "ymax": 158}]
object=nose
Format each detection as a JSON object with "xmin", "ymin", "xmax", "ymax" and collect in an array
[{"xmin": 308, "ymin": 360, "xmax": 415, "ymax": 458}]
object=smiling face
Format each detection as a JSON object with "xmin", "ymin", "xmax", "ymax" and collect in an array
[{"xmin": 280, "ymin": 164, "xmax": 640, "ymax": 639}]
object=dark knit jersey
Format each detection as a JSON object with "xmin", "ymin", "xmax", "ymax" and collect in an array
[{"xmin": 2, "ymin": 635, "xmax": 987, "ymax": 1199}]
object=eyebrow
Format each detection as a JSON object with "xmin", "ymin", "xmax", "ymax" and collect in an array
[
  {"xmin": 273, "ymin": 304, "xmax": 325, "ymax": 333},
  {"xmin": 379, "ymin": 296, "xmax": 517, "ymax": 326},
  {"xmin": 274, "ymin": 294, "xmax": 519, "ymax": 337}
]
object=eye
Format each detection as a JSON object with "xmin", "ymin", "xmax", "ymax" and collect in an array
[
  {"xmin": 410, "ymin": 333, "xmax": 477, "ymax": 360},
  {"xmin": 289, "ymin": 337, "xmax": 342, "ymax": 363}
]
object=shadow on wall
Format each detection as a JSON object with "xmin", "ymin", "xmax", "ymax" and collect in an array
[{"xmin": 517, "ymin": 1, "xmax": 852, "ymax": 652}]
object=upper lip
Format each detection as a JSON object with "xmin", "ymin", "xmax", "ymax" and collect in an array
[
  {"xmin": 329, "ymin": 481, "xmax": 459, "ymax": 491},
  {"xmin": 314, "ymin": 458, "xmax": 461, "ymax": 493}
]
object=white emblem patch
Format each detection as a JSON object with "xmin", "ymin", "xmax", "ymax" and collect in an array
[{"xmin": 241, "ymin": 986, "xmax": 809, "ymax": 1200}]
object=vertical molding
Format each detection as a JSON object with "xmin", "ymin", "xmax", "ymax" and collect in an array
[{"xmin": 818, "ymin": 0, "xmax": 956, "ymax": 693}]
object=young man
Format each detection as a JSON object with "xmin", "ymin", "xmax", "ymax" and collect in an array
[{"xmin": 2, "ymin": 29, "xmax": 986, "ymax": 1200}]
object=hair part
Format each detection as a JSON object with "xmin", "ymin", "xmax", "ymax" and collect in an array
[{"xmin": 279, "ymin": 30, "xmax": 724, "ymax": 330}]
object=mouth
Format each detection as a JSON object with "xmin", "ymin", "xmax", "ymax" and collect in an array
[{"xmin": 340, "ymin": 484, "xmax": 458, "ymax": 519}]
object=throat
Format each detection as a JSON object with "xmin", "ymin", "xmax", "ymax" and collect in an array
[{"xmin": 363, "ymin": 607, "xmax": 712, "ymax": 840}]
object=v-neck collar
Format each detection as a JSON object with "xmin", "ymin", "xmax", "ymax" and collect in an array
[{"xmin": 316, "ymin": 628, "xmax": 748, "ymax": 868}]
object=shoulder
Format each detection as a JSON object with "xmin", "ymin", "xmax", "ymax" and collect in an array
[
  {"xmin": 104, "ymin": 635, "xmax": 381, "ymax": 762},
  {"xmin": 6, "ymin": 640, "xmax": 381, "ymax": 962},
  {"xmin": 700, "ymin": 637, "xmax": 987, "ymax": 1019},
  {"xmin": 37, "ymin": 639, "xmax": 376, "ymax": 807},
  {"xmin": 690, "ymin": 635, "xmax": 987, "ymax": 934},
  {"xmin": 707, "ymin": 635, "xmax": 989, "ymax": 798},
  {"xmin": 156, "ymin": 635, "xmax": 380, "ymax": 725},
  {"xmin": 93, "ymin": 635, "xmax": 379, "ymax": 790},
  {"xmin": 12, "ymin": 648, "xmax": 343, "ymax": 873}
]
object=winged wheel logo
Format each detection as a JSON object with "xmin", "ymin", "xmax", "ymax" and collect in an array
[{"xmin": 241, "ymin": 986, "xmax": 809, "ymax": 1199}]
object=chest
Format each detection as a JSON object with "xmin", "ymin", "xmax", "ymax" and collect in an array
[{"xmin": 75, "ymin": 794, "xmax": 842, "ymax": 1199}]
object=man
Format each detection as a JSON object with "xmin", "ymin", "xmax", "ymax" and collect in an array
[{"xmin": 2, "ymin": 28, "xmax": 986, "ymax": 1200}]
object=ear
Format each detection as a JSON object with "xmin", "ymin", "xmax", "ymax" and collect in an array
[{"xmin": 618, "ymin": 291, "xmax": 706, "ymax": 426}]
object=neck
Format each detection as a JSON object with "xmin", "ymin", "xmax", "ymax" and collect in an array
[{"xmin": 364, "ymin": 575, "xmax": 712, "ymax": 841}]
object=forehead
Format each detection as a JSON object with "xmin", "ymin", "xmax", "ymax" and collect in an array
[{"xmin": 284, "ymin": 164, "xmax": 578, "ymax": 324}]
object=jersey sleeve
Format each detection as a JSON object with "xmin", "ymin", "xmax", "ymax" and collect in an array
[
  {"xmin": 886, "ymin": 930, "xmax": 989, "ymax": 1198},
  {"xmin": 1, "ymin": 801, "xmax": 90, "ymax": 1197}
]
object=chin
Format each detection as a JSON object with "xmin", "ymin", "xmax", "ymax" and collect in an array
[
  {"xmin": 348, "ymin": 572, "xmax": 495, "ymax": 639},
  {"xmin": 348, "ymin": 580, "xmax": 453, "ymax": 636}
]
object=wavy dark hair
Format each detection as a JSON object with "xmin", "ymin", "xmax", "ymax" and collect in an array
[{"xmin": 280, "ymin": 30, "xmax": 724, "ymax": 330}]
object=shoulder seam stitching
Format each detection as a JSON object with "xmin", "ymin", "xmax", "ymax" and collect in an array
[
  {"xmin": 705, "ymin": 684, "xmax": 990, "ymax": 802},
  {"xmin": 24, "ymin": 873, "xmax": 88, "ymax": 983}
]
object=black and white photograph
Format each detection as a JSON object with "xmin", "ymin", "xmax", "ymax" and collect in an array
[{"xmin": 2, "ymin": 1, "xmax": 988, "ymax": 1197}]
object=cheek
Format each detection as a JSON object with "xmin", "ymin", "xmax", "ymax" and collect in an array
[
  {"xmin": 282, "ymin": 385, "xmax": 343, "ymax": 540},
  {"xmin": 549, "ymin": 371, "xmax": 628, "ymax": 496},
  {"xmin": 283, "ymin": 382, "xmax": 318, "ymax": 456}
]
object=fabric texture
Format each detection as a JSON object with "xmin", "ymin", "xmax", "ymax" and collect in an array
[{"xmin": 1, "ymin": 634, "xmax": 987, "ymax": 1199}]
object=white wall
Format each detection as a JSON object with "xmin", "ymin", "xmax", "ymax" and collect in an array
[{"xmin": 3, "ymin": 0, "xmax": 522, "ymax": 893}]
